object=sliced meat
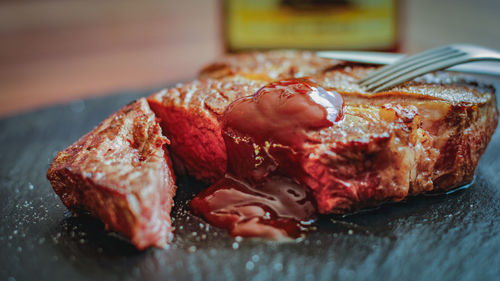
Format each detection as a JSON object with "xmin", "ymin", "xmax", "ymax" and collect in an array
[
  {"xmin": 149, "ymin": 51, "xmax": 498, "ymax": 214},
  {"xmin": 148, "ymin": 77, "xmax": 265, "ymax": 182},
  {"xmin": 47, "ymin": 98, "xmax": 176, "ymax": 249},
  {"xmin": 46, "ymin": 50, "xmax": 498, "ymax": 246}
]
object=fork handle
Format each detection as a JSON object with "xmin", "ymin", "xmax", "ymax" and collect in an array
[{"xmin": 448, "ymin": 61, "xmax": 500, "ymax": 76}]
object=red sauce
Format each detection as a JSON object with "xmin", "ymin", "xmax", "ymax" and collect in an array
[
  {"xmin": 190, "ymin": 78, "xmax": 343, "ymax": 240},
  {"xmin": 190, "ymin": 175, "xmax": 315, "ymax": 239}
]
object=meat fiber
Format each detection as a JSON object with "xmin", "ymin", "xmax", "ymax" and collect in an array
[
  {"xmin": 47, "ymin": 98, "xmax": 176, "ymax": 249},
  {"xmin": 148, "ymin": 51, "xmax": 498, "ymax": 214}
]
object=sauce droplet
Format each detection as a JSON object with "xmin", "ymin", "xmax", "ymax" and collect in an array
[{"xmin": 190, "ymin": 78, "xmax": 344, "ymax": 239}]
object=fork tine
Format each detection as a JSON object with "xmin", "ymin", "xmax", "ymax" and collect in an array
[
  {"xmin": 364, "ymin": 51, "xmax": 466, "ymax": 91},
  {"xmin": 358, "ymin": 47, "xmax": 460, "ymax": 85},
  {"xmin": 370, "ymin": 54, "xmax": 470, "ymax": 92},
  {"xmin": 358, "ymin": 46, "xmax": 452, "ymax": 84},
  {"xmin": 359, "ymin": 46, "xmax": 456, "ymax": 85},
  {"xmin": 353, "ymin": 44, "xmax": 500, "ymax": 93}
]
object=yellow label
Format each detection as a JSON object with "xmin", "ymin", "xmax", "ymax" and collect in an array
[{"xmin": 225, "ymin": 0, "xmax": 398, "ymax": 51}]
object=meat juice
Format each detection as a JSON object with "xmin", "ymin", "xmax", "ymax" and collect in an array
[{"xmin": 190, "ymin": 79, "xmax": 344, "ymax": 239}]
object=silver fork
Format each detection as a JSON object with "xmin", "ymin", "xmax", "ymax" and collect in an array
[{"xmin": 359, "ymin": 44, "xmax": 500, "ymax": 92}]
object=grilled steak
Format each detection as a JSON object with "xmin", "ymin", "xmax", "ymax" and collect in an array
[
  {"xmin": 47, "ymin": 51, "xmax": 498, "ymax": 247},
  {"xmin": 148, "ymin": 51, "xmax": 498, "ymax": 214},
  {"xmin": 47, "ymin": 98, "xmax": 176, "ymax": 249}
]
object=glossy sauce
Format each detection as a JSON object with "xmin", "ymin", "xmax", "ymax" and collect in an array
[{"xmin": 190, "ymin": 78, "xmax": 343, "ymax": 240}]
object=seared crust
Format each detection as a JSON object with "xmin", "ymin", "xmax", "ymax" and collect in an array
[
  {"xmin": 149, "ymin": 50, "xmax": 498, "ymax": 214},
  {"xmin": 47, "ymin": 98, "xmax": 176, "ymax": 249},
  {"xmin": 309, "ymin": 67, "xmax": 498, "ymax": 212}
]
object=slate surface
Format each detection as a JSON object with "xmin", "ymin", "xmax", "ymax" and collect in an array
[{"xmin": 1, "ymin": 81, "xmax": 499, "ymax": 281}]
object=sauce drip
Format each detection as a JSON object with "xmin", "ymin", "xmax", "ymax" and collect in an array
[{"xmin": 190, "ymin": 78, "xmax": 343, "ymax": 240}]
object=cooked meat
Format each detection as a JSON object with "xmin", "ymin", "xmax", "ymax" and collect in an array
[
  {"xmin": 148, "ymin": 78, "xmax": 264, "ymax": 182},
  {"xmin": 149, "ymin": 51, "xmax": 498, "ymax": 214},
  {"xmin": 312, "ymin": 69, "xmax": 498, "ymax": 212},
  {"xmin": 47, "ymin": 98, "xmax": 176, "ymax": 249},
  {"xmin": 147, "ymin": 51, "xmax": 347, "ymax": 182},
  {"xmin": 47, "ymin": 51, "xmax": 498, "ymax": 247}
]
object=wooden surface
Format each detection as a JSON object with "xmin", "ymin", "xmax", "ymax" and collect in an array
[
  {"xmin": 0, "ymin": 0, "xmax": 499, "ymax": 117},
  {"xmin": 0, "ymin": 0, "xmax": 221, "ymax": 117}
]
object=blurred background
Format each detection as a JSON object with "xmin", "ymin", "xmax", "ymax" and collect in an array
[{"xmin": 0, "ymin": 0, "xmax": 499, "ymax": 117}]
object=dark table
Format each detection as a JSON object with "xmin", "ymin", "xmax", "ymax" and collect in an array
[{"xmin": 1, "ymin": 82, "xmax": 499, "ymax": 281}]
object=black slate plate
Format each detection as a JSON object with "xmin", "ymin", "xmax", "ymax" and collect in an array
[{"xmin": 1, "ymin": 80, "xmax": 499, "ymax": 281}]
